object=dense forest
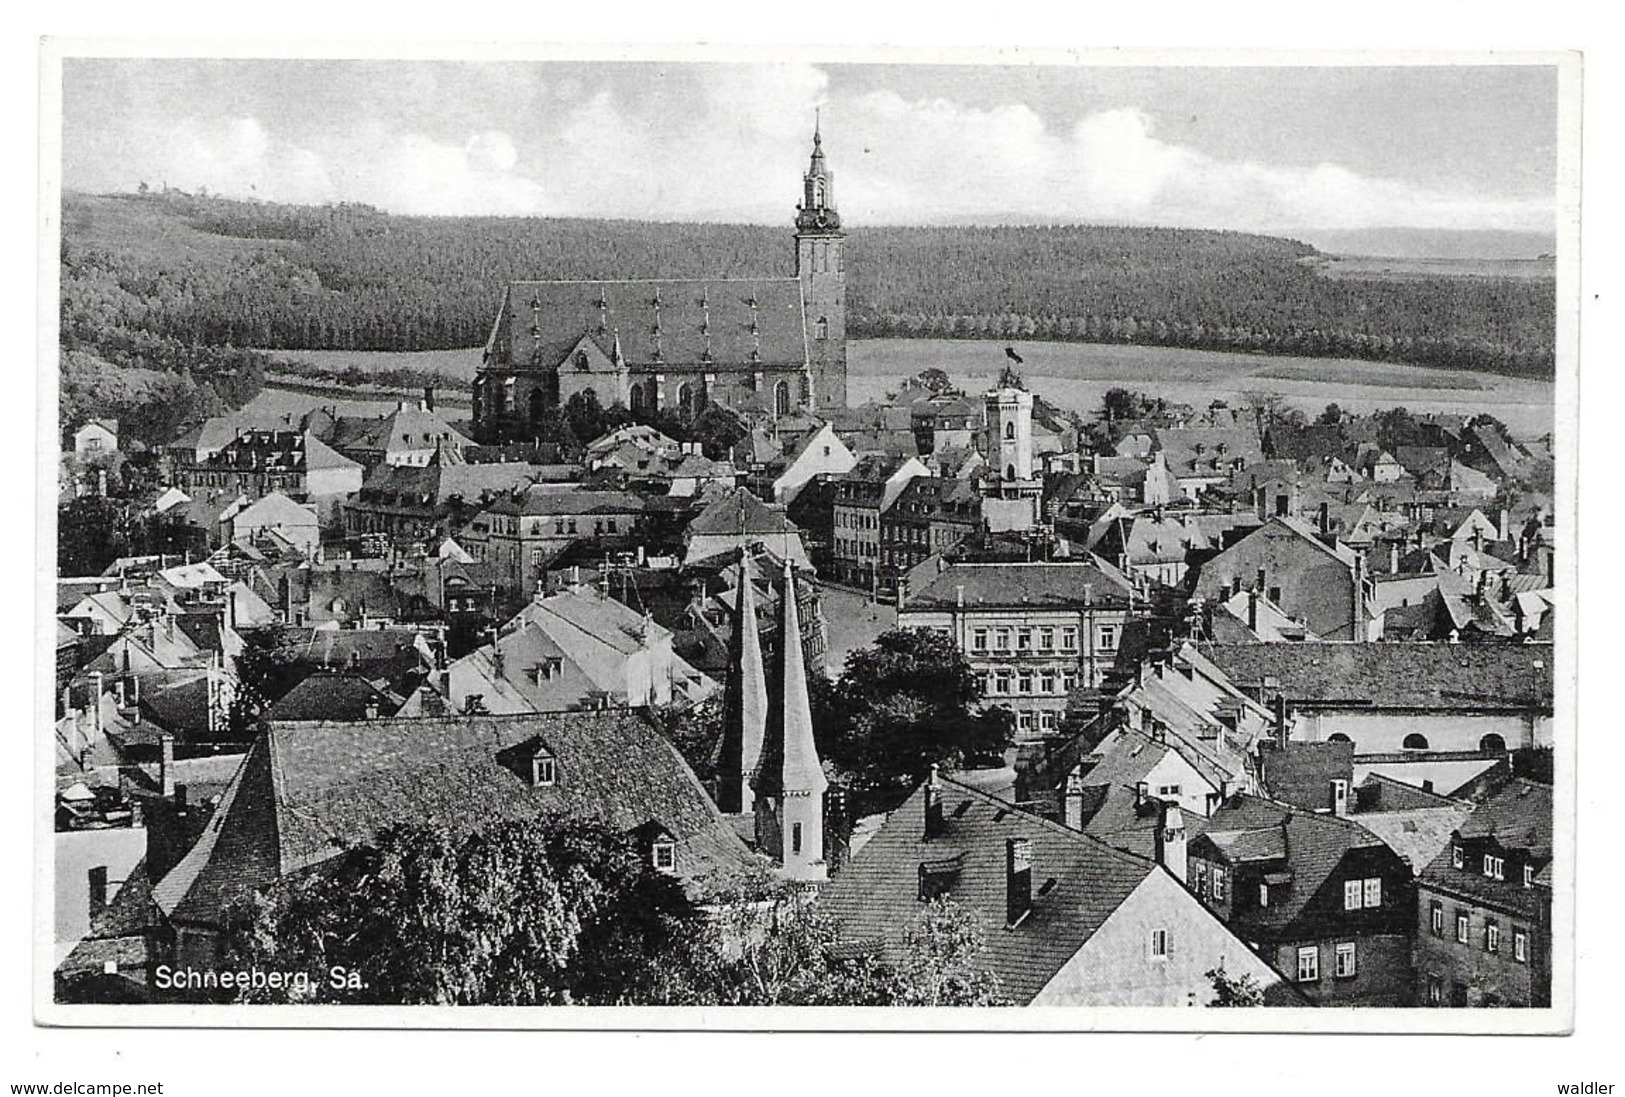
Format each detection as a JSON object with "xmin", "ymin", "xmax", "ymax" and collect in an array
[{"xmin": 59, "ymin": 189, "xmax": 1556, "ymax": 437}]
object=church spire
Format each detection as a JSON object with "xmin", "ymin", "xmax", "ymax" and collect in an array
[
  {"xmin": 717, "ymin": 550, "xmax": 768, "ymax": 814},
  {"xmin": 796, "ymin": 115, "xmax": 839, "ymax": 233},
  {"xmin": 753, "ymin": 561, "xmax": 827, "ymax": 881}
]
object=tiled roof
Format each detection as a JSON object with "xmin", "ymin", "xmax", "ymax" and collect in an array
[
  {"xmin": 1200, "ymin": 642, "xmax": 1553, "ymax": 710},
  {"xmin": 1259, "ymin": 742, "xmax": 1354, "ymax": 813},
  {"xmin": 488, "ymin": 486, "xmax": 644, "ymax": 518},
  {"xmin": 687, "ymin": 488, "xmax": 798, "ymax": 538},
  {"xmin": 1418, "ymin": 779, "xmax": 1552, "ymax": 917},
  {"xmin": 1353, "ymin": 806, "xmax": 1471, "ymax": 872},
  {"xmin": 818, "ymin": 777, "xmax": 1157, "ymax": 1003},
  {"xmin": 154, "ymin": 711, "xmax": 762, "ymax": 926},
  {"xmin": 264, "ymin": 673, "xmax": 401, "ymax": 722},
  {"xmin": 1193, "ymin": 794, "xmax": 1391, "ymax": 936},
  {"xmin": 485, "ymin": 279, "xmax": 809, "ymax": 372},
  {"xmin": 904, "ymin": 560, "xmax": 1136, "ymax": 611}
]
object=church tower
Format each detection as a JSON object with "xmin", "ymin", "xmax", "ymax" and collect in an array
[
  {"xmin": 716, "ymin": 551, "xmax": 768, "ymax": 815},
  {"xmin": 795, "ymin": 117, "xmax": 847, "ymax": 411},
  {"xmin": 752, "ymin": 561, "xmax": 828, "ymax": 882}
]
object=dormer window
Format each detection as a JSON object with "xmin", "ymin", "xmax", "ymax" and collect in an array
[
  {"xmin": 1524, "ymin": 863, "xmax": 1535, "ymax": 888},
  {"xmin": 575, "ymin": 351, "xmax": 590, "ymax": 371},
  {"xmin": 652, "ymin": 839, "xmax": 676, "ymax": 874},
  {"xmin": 530, "ymin": 751, "xmax": 557, "ymax": 787},
  {"xmin": 1483, "ymin": 854, "xmax": 1505, "ymax": 881},
  {"xmin": 1452, "ymin": 844, "xmax": 1464, "ymax": 869}
]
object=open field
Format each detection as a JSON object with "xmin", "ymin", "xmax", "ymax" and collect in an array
[
  {"xmin": 248, "ymin": 337, "xmax": 1556, "ymax": 439},
  {"xmin": 848, "ymin": 339, "xmax": 1556, "ymax": 439},
  {"xmin": 1309, "ymin": 254, "xmax": 1556, "ymax": 281}
]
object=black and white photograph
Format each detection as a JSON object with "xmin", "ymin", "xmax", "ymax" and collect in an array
[{"xmin": 26, "ymin": 27, "xmax": 1596, "ymax": 1074}]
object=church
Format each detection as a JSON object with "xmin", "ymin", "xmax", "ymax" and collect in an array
[{"xmin": 473, "ymin": 123, "xmax": 847, "ymax": 443}]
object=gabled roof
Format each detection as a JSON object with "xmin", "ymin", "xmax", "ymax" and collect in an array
[
  {"xmin": 153, "ymin": 711, "xmax": 763, "ymax": 926},
  {"xmin": 687, "ymin": 487, "xmax": 798, "ymax": 538},
  {"xmin": 264, "ymin": 673, "xmax": 403, "ymax": 723},
  {"xmin": 819, "ymin": 777, "xmax": 1158, "ymax": 1003},
  {"xmin": 1259, "ymin": 742, "xmax": 1354, "ymax": 813},
  {"xmin": 1192, "ymin": 794, "xmax": 1393, "ymax": 935},
  {"xmin": 485, "ymin": 279, "xmax": 809, "ymax": 372}
]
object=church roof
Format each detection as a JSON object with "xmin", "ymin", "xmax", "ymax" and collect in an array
[{"xmin": 485, "ymin": 278, "xmax": 810, "ymax": 374}]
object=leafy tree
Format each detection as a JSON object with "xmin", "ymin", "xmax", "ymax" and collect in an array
[
  {"xmin": 915, "ymin": 367, "xmax": 954, "ymax": 393},
  {"xmin": 817, "ymin": 629, "xmax": 1014, "ymax": 797},
  {"xmin": 1316, "ymin": 402, "xmax": 1344, "ymax": 425},
  {"xmin": 886, "ymin": 897, "xmax": 1007, "ymax": 1006},
  {"xmin": 692, "ymin": 880, "xmax": 1005, "ymax": 1006},
  {"xmin": 57, "ymin": 496, "xmax": 131, "ymax": 576},
  {"xmin": 1206, "ymin": 962, "xmax": 1266, "ymax": 1007},
  {"xmin": 217, "ymin": 819, "xmax": 703, "ymax": 1005}
]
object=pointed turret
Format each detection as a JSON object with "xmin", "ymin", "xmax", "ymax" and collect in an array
[
  {"xmin": 753, "ymin": 560, "xmax": 828, "ymax": 881},
  {"xmin": 717, "ymin": 551, "xmax": 769, "ymax": 814}
]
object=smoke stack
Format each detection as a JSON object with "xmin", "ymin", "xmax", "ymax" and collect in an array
[
  {"xmin": 1155, "ymin": 801, "xmax": 1187, "ymax": 884},
  {"xmin": 1247, "ymin": 589, "xmax": 1259, "ymax": 632},
  {"xmin": 924, "ymin": 764, "xmax": 944, "ymax": 839},
  {"xmin": 159, "ymin": 733, "xmax": 176, "ymax": 798},
  {"xmin": 1005, "ymin": 837, "xmax": 1033, "ymax": 927},
  {"xmin": 423, "ymin": 385, "xmax": 436, "ymax": 413}
]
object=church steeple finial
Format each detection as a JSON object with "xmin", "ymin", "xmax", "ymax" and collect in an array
[{"xmin": 796, "ymin": 114, "xmax": 839, "ymax": 233}]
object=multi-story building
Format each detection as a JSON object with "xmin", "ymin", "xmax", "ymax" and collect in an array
[
  {"xmin": 830, "ymin": 454, "xmax": 928, "ymax": 592},
  {"xmin": 880, "ymin": 476, "xmax": 981, "ymax": 580},
  {"xmin": 1413, "ymin": 778, "xmax": 1552, "ymax": 1007},
  {"xmin": 457, "ymin": 485, "xmax": 646, "ymax": 597},
  {"xmin": 173, "ymin": 428, "xmax": 363, "ymax": 527},
  {"xmin": 896, "ymin": 560, "xmax": 1140, "ymax": 741},
  {"xmin": 1187, "ymin": 794, "xmax": 1417, "ymax": 1007}
]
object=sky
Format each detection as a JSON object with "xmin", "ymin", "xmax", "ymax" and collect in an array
[{"xmin": 58, "ymin": 58, "xmax": 1560, "ymax": 238}]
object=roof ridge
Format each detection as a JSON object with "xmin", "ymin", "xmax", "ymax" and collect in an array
[{"xmin": 937, "ymin": 774, "xmax": 1159, "ymax": 870}]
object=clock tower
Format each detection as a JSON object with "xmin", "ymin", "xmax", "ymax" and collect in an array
[{"xmin": 795, "ymin": 117, "xmax": 847, "ymax": 410}]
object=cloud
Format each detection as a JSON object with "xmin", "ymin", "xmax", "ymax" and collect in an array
[{"xmin": 62, "ymin": 62, "xmax": 1552, "ymax": 235}]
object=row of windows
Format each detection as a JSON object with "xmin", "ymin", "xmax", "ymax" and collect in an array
[
  {"xmin": 835, "ymin": 511, "xmax": 879, "ymax": 530},
  {"xmin": 834, "ymin": 538, "xmax": 878, "ymax": 559},
  {"xmin": 1297, "ymin": 942, "xmax": 1359, "ymax": 982},
  {"xmin": 1450, "ymin": 845, "xmax": 1535, "ymax": 886},
  {"xmin": 971, "ymin": 625, "xmax": 1118, "ymax": 654},
  {"xmin": 1428, "ymin": 901, "xmax": 1530, "ymax": 962},
  {"xmin": 986, "ymin": 668, "xmax": 1080, "ymax": 697}
]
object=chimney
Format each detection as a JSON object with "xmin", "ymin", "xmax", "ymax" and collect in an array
[
  {"xmin": 87, "ymin": 866, "xmax": 108, "ymax": 920},
  {"xmin": 1005, "ymin": 837, "xmax": 1033, "ymax": 927},
  {"xmin": 1255, "ymin": 567, "xmax": 1267, "ymax": 595},
  {"xmin": 1389, "ymin": 541, "xmax": 1399, "ymax": 574},
  {"xmin": 159, "ymin": 733, "xmax": 176, "ymax": 798},
  {"xmin": 1247, "ymin": 589, "xmax": 1259, "ymax": 632},
  {"xmin": 955, "ymin": 583, "xmax": 965, "ymax": 608},
  {"xmin": 1318, "ymin": 501, "xmax": 1330, "ymax": 535},
  {"xmin": 1352, "ymin": 552, "xmax": 1367, "ymax": 643},
  {"xmin": 924, "ymin": 765, "xmax": 944, "ymax": 840},
  {"xmin": 1155, "ymin": 801, "xmax": 1188, "ymax": 884},
  {"xmin": 175, "ymin": 784, "xmax": 189, "ymax": 811},
  {"xmin": 1063, "ymin": 770, "xmax": 1085, "ymax": 829},
  {"xmin": 423, "ymin": 385, "xmax": 436, "ymax": 413},
  {"xmin": 1329, "ymin": 779, "xmax": 1349, "ymax": 817},
  {"xmin": 1272, "ymin": 694, "xmax": 1289, "ymax": 749}
]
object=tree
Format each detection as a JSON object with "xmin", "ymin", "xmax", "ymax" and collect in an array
[
  {"xmin": 217, "ymin": 819, "xmax": 703, "ymax": 1005},
  {"xmin": 1206, "ymin": 962, "xmax": 1266, "ymax": 1007},
  {"xmin": 57, "ymin": 496, "xmax": 130, "ymax": 576},
  {"xmin": 692, "ymin": 881, "xmax": 1006, "ymax": 1006},
  {"xmin": 1316, "ymin": 402, "xmax": 1344, "ymax": 426},
  {"xmin": 915, "ymin": 367, "xmax": 954, "ymax": 394},
  {"xmin": 886, "ymin": 897, "xmax": 1007, "ymax": 1006},
  {"xmin": 817, "ymin": 629, "xmax": 1015, "ymax": 798}
]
